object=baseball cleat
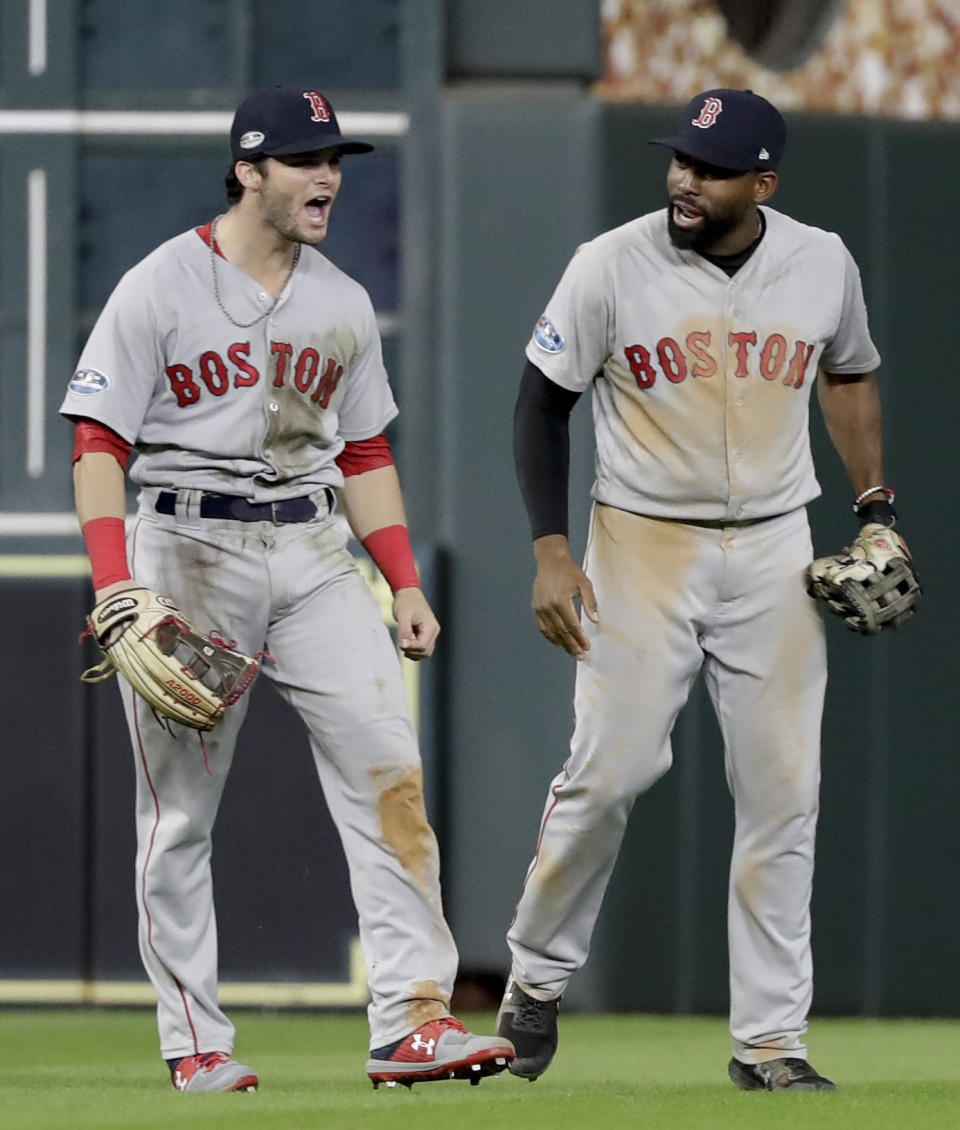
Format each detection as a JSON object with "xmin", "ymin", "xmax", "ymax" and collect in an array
[
  {"xmin": 366, "ymin": 1016, "xmax": 514, "ymax": 1088},
  {"xmin": 495, "ymin": 976, "xmax": 561, "ymax": 1080},
  {"xmin": 170, "ymin": 1051, "xmax": 259, "ymax": 1092},
  {"xmin": 728, "ymin": 1056, "xmax": 836, "ymax": 1091}
]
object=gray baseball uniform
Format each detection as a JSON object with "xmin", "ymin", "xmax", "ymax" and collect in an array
[
  {"xmin": 61, "ymin": 224, "xmax": 457, "ymax": 1059},
  {"xmin": 507, "ymin": 205, "xmax": 879, "ymax": 1063}
]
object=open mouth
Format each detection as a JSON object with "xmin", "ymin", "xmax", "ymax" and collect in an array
[
  {"xmin": 672, "ymin": 201, "xmax": 704, "ymax": 229},
  {"xmin": 305, "ymin": 195, "xmax": 331, "ymax": 221}
]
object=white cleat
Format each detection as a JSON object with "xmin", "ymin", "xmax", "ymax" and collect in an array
[{"xmin": 170, "ymin": 1051, "xmax": 259, "ymax": 1093}]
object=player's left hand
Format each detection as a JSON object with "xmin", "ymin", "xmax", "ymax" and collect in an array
[{"xmin": 393, "ymin": 587, "xmax": 440, "ymax": 660}]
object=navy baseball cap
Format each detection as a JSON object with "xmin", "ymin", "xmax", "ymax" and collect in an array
[
  {"xmin": 230, "ymin": 85, "xmax": 374, "ymax": 161},
  {"xmin": 650, "ymin": 89, "xmax": 785, "ymax": 173}
]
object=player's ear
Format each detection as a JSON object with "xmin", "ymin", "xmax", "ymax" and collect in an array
[
  {"xmin": 234, "ymin": 160, "xmax": 263, "ymax": 193},
  {"xmin": 753, "ymin": 171, "xmax": 778, "ymax": 203}
]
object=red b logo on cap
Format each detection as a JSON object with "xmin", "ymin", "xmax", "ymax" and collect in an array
[
  {"xmin": 303, "ymin": 92, "xmax": 331, "ymax": 123},
  {"xmin": 692, "ymin": 97, "xmax": 723, "ymax": 129}
]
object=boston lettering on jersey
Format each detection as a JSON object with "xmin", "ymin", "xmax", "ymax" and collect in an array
[
  {"xmin": 165, "ymin": 341, "xmax": 344, "ymax": 408},
  {"xmin": 624, "ymin": 330, "xmax": 814, "ymax": 389}
]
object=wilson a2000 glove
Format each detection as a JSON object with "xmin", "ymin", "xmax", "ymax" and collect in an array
[{"xmin": 82, "ymin": 587, "xmax": 260, "ymax": 730}]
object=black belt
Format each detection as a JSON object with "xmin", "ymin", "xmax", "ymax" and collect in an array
[{"xmin": 156, "ymin": 491, "xmax": 326, "ymax": 523}]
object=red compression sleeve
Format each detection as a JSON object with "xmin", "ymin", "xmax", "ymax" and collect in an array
[
  {"xmin": 361, "ymin": 525, "xmax": 420, "ymax": 593},
  {"xmin": 73, "ymin": 420, "xmax": 133, "ymax": 469},
  {"xmin": 335, "ymin": 432, "xmax": 394, "ymax": 478},
  {"xmin": 82, "ymin": 517, "xmax": 132, "ymax": 591}
]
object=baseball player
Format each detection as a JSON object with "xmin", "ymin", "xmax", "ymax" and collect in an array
[
  {"xmin": 60, "ymin": 84, "xmax": 513, "ymax": 1092},
  {"xmin": 496, "ymin": 89, "xmax": 914, "ymax": 1091}
]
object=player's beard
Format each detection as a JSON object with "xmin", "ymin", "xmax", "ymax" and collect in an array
[
  {"xmin": 262, "ymin": 199, "xmax": 327, "ymax": 248},
  {"xmin": 256, "ymin": 177, "xmax": 333, "ymax": 248},
  {"xmin": 667, "ymin": 199, "xmax": 743, "ymax": 253}
]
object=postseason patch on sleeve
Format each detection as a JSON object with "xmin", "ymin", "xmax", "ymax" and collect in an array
[
  {"xmin": 68, "ymin": 368, "xmax": 110, "ymax": 396},
  {"xmin": 533, "ymin": 316, "xmax": 565, "ymax": 354}
]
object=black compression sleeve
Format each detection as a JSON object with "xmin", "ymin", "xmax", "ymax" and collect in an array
[{"xmin": 513, "ymin": 360, "xmax": 583, "ymax": 540}]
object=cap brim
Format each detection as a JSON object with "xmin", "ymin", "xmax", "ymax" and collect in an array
[
  {"xmin": 648, "ymin": 136, "xmax": 754, "ymax": 173},
  {"xmin": 244, "ymin": 134, "xmax": 375, "ymax": 158}
]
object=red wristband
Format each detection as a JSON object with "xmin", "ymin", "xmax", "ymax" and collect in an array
[
  {"xmin": 82, "ymin": 516, "xmax": 132, "ymax": 591},
  {"xmin": 361, "ymin": 524, "xmax": 420, "ymax": 593}
]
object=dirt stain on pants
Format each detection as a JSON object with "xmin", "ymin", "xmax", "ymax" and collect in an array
[
  {"xmin": 406, "ymin": 980, "xmax": 451, "ymax": 1030},
  {"xmin": 374, "ymin": 766, "xmax": 438, "ymax": 891},
  {"xmin": 372, "ymin": 767, "xmax": 451, "ymax": 1029}
]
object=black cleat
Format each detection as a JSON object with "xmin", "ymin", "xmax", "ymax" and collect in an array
[
  {"xmin": 495, "ymin": 977, "xmax": 560, "ymax": 1080},
  {"xmin": 728, "ymin": 1057, "xmax": 836, "ymax": 1091}
]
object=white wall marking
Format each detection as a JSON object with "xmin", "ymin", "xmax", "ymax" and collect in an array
[
  {"xmin": 28, "ymin": 0, "xmax": 47, "ymax": 76},
  {"xmin": 27, "ymin": 168, "xmax": 48, "ymax": 479},
  {"xmin": 0, "ymin": 109, "xmax": 408, "ymax": 137}
]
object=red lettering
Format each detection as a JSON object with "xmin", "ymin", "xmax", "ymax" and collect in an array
[
  {"xmin": 625, "ymin": 344, "xmax": 656, "ymax": 389},
  {"xmin": 295, "ymin": 348, "xmax": 321, "ymax": 393},
  {"xmin": 312, "ymin": 358, "xmax": 344, "ymax": 406},
  {"xmin": 165, "ymin": 364, "xmax": 201, "ymax": 407},
  {"xmin": 228, "ymin": 342, "xmax": 259, "ymax": 387},
  {"xmin": 165, "ymin": 678, "xmax": 203, "ymax": 706},
  {"xmin": 272, "ymin": 341, "xmax": 294, "ymax": 387},
  {"xmin": 686, "ymin": 331, "xmax": 717, "ymax": 378},
  {"xmin": 303, "ymin": 91, "xmax": 331, "ymax": 122},
  {"xmin": 783, "ymin": 340, "xmax": 814, "ymax": 388},
  {"xmin": 759, "ymin": 333, "xmax": 787, "ymax": 381},
  {"xmin": 657, "ymin": 337, "xmax": 687, "ymax": 383},
  {"xmin": 198, "ymin": 351, "xmax": 229, "ymax": 396},
  {"xmin": 728, "ymin": 331, "xmax": 757, "ymax": 377}
]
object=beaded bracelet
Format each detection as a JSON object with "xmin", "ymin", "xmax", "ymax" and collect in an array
[{"xmin": 852, "ymin": 485, "xmax": 895, "ymax": 513}]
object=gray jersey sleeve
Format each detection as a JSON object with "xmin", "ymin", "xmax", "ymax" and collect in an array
[
  {"xmin": 336, "ymin": 290, "xmax": 398, "ymax": 441},
  {"xmin": 819, "ymin": 243, "xmax": 881, "ymax": 375},
  {"xmin": 525, "ymin": 243, "xmax": 612, "ymax": 393},
  {"xmin": 61, "ymin": 263, "xmax": 163, "ymax": 441}
]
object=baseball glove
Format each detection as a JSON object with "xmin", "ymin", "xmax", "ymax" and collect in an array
[
  {"xmin": 807, "ymin": 523, "xmax": 921, "ymax": 635},
  {"xmin": 81, "ymin": 587, "xmax": 260, "ymax": 730}
]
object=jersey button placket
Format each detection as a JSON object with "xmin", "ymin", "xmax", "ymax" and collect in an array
[
  {"xmin": 262, "ymin": 401, "xmax": 279, "ymax": 464},
  {"xmin": 260, "ymin": 327, "xmax": 281, "ymax": 472}
]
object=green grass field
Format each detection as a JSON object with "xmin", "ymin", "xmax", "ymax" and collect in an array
[{"xmin": 3, "ymin": 1009, "xmax": 960, "ymax": 1130}]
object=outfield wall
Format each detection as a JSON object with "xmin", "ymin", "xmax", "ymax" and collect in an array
[{"xmin": 0, "ymin": 1, "xmax": 957, "ymax": 1017}]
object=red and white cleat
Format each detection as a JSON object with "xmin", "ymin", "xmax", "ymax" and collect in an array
[
  {"xmin": 366, "ymin": 1017, "xmax": 515, "ymax": 1088},
  {"xmin": 170, "ymin": 1051, "xmax": 259, "ymax": 1092}
]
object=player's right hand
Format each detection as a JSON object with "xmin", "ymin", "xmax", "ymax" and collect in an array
[
  {"xmin": 392, "ymin": 586, "xmax": 440, "ymax": 661},
  {"xmin": 531, "ymin": 535, "xmax": 599, "ymax": 661}
]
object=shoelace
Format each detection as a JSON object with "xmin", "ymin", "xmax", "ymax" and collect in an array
[
  {"xmin": 195, "ymin": 1052, "xmax": 230, "ymax": 1072},
  {"xmin": 516, "ymin": 995, "xmax": 556, "ymax": 1030}
]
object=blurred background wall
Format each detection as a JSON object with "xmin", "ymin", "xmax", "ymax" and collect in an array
[{"xmin": 0, "ymin": 0, "xmax": 956, "ymax": 1017}]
